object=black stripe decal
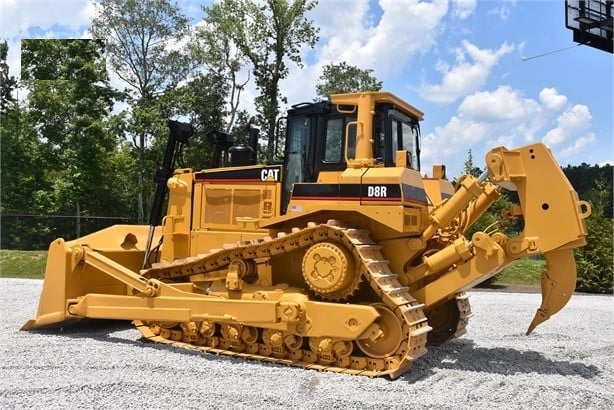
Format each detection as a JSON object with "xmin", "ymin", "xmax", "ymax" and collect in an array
[
  {"xmin": 291, "ymin": 183, "xmax": 428, "ymax": 204},
  {"xmin": 195, "ymin": 165, "xmax": 282, "ymax": 182}
]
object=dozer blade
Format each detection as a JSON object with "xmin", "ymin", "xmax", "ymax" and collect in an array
[
  {"xmin": 21, "ymin": 225, "xmax": 154, "ymax": 331},
  {"xmin": 526, "ymin": 248, "xmax": 577, "ymax": 335}
]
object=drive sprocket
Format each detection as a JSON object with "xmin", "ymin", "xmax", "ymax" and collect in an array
[{"xmin": 301, "ymin": 241, "xmax": 361, "ymax": 300}]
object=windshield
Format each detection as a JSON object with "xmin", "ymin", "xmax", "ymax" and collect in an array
[{"xmin": 391, "ymin": 117, "xmax": 420, "ymax": 171}]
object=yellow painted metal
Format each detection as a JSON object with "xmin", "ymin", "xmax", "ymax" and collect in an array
[
  {"xmin": 421, "ymin": 175, "xmax": 484, "ymax": 241},
  {"xmin": 526, "ymin": 248, "xmax": 578, "ymax": 335},
  {"xmin": 403, "ymin": 143, "xmax": 590, "ymax": 325},
  {"xmin": 160, "ymin": 170, "xmax": 193, "ymax": 262},
  {"xmin": 330, "ymin": 91, "xmax": 424, "ymax": 121},
  {"xmin": 422, "ymin": 177, "xmax": 455, "ymax": 208},
  {"xmin": 25, "ymin": 242, "xmax": 380, "ymax": 338},
  {"xmin": 486, "ymin": 144, "xmax": 589, "ymax": 253},
  {"xmin": 302, "ymin": 242, "xmax": 355, "ymax": 295},
  {"xmin": 330, "ymin": 92, "xmax": 423, "ymax": 168},
  {"xmin": 22, "ymin": 91, "xmax": 590, "ymax": 379},
  {"xmin": 21, "ymin": 225, "xmax": 158, "ymax": 330},
  {"xmin": 409, "ymin": 232, "xmax": 508, "ymax": 305},
  {"xmin": 355, "ymin": 304, "xmax": 403, "ymax": 358}
]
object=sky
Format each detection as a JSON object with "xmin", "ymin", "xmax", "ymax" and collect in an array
[{"xmin": 1, "ymin": 0, "xmax": 612, "ymax": 178}]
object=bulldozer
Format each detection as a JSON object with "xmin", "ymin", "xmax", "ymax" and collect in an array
[{"xmin": 22, "ymin": 91, "xmax": 591, "ymax": 379}]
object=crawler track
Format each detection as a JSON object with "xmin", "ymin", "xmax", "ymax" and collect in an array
[{"xmin": 137, "ymin": 221, "xmax": 433, "ymax": 378}]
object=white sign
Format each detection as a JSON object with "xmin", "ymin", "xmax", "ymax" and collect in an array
[
  {"xmin": 260, "ymin": 168, "xmax": 280, "ymax": 182},
  {"xmin": 367, "ymin": 186, "xmax": 387, "ymax": 197}
]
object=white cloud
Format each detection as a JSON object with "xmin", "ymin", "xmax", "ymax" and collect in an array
[
  {"xmin": 543, "ymin": 104, "xmax": 593, "ymax": 147},
  {"xmin": 284, "ymin": 0, "xmax": 450, "ymax": 105},
  {"xmin": 452, "ymin": 0, "xmax": 477, "ymax": 19},
  {"xmin": 1, "ymin": 0, "xmax": 97, "ymax": 79},
  {"xmin": 543, "ymin": 128, "xmax": 565, "ymax": 145},
  {"xmin": 539, "ymin": 87, "xmax": 567, "ymax": 111},
  {"xmin": 458, "ymin": 85, "xmax": 540, "ymax": 121},
  {"xmin": 559, "ymin": 133, "xmax": 597, "ymax": 159},
  {"xmin": 420, "ymin": 115, "xmax": 489, "ymax": 161},
  {"xmin": 308, "ymin": 0, "xmax": 371, "ymax": 42},
  {"xmin": 487, "ymin": 0, "xmax": 517, "ymax": 20},
  {"xmin": 419, "ymin": 40, "xmax": 515, "ymax": 103},
  {"xmin": 0, "ymin": 0, "xmax": 95, "ymax": 39},
  {"xmin": 419, "ymin": 87, "xmax": 597, "ymax": 178},
  {"xmin": 314, "ymin": 0, "xmax": 448, "ymax": 73},
  {"xmin": 557, "ymin": 104, "xmax": 592, "ymax": 131}
]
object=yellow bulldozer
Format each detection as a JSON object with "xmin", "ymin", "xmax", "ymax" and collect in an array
[{"xmin": 22, "ymin": 91, "xmax": 591, "ymax": 378}]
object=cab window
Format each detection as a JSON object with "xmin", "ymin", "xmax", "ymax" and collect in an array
[
  {"xmin": 402, "ymin": 122, "xmax": 420, "ymax": 171},
  {"xmin": 322, "ymin": 115, "xmax": 357, "ymax": 163},
  {"xmin": 324, "ymin": 118, "xmax": 343, "ymax": 162},
  {"xmin": 390, "ymin": 117, "xmax": 420, "ymax": 171}
]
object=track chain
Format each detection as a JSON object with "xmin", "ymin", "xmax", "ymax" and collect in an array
[
  {"xmin": 137, "ymin": 221, "xmax": 432, "ymax": 378},
  {"xmin": 452, "ymin": 291, "xmax": 473, "ymax": 339}
]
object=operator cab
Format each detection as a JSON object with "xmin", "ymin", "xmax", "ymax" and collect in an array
[{"xmin": 277, "ymin": 92, "xmax": 424, "ymax": 212}]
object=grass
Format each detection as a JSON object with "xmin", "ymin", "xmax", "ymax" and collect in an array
[
  {"xmin": 491, "ymin": 258, "xmax": 545, "ymax": 286},
  {"xmin": 0, "ymin": 249, "xmax": 546, "ymax": 287},
  {"xmin": 0, "ymin": 250, "xmax": 48, "ymax": 279}
]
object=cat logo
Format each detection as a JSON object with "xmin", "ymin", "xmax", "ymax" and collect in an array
[{"xmin": 261, "ymin": 168, "xmax": 280, "ymax": 182}]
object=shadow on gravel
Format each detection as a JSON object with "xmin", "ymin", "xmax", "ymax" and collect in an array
[
  {"xmin": 25, "ymin": 318, "xmax": 133, "ymax": 334},
  {"xmin": 25, "ymin": 320, "xmax": 602, "ymax": 383},
  {"xmin": 26, "ymin": 319, "xmax": 217, "ymax": 357},
  {"xmin": 401, "ymin": 338, "xmax": 601, "ymax": 383}
]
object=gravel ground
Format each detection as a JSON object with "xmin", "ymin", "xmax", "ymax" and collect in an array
[{"xmin": 1, "ymin": 278, "xmax": 613, "ymax": 409}]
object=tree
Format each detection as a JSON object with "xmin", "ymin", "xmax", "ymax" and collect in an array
[
  {"xmin": 315, "ymin": 61, "xmax": 382, "ymax": 99},
  {"xmin": 192, "ymin": 19, "xmax": 249, "ymax": 134},
  {"xmin": 21, "ymin": 39, "xmax": 117, "ymax": 209},
  {"xmin": 574, "ymin": 179, "xmax": 614, "ymax": 293},
  {"xmin": 564, "ymin": 163, "xmax": 613, "ymax": 218},
  {"xmin": 91, "ymin": 0, "xmax": 194, "ymax": 223},
  {"xmin": 202, "ymin": 0, "xmax": 319, "ymax": 161},
  {"xmin": 0, "ymin": 106, "xmax": 53, "ymax": 248},
  {"xmin": 1, "ymin": 39, "xmax": 120, "ymax": 248},
  {"xmin": 0, "ymin": 41, "xmax": 48, "ymax": 248},
  {"xmin": 162, "ymin": 72, "xmax": 229, "ymax": 171},
  {"xmin": 0, "ymin": 40, "xmax": 18, "ymax": 113},
  {"xmin": 462, "ymin": 149, "xmax": 483, "ymax": 178}
]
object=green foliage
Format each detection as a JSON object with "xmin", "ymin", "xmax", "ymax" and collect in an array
[
  {"xmin": 192, "ymin": 16, "xmax": 247, "ymax": 134},
  {"xmin": 315, "ymin": 61, "xmax": 382, "ymax": 99},
  {"xmin": 564, "ymin": 163, "xmax": 613, "ymax": 218},
  {"xmin": 574, "ymin": 180, "xmax": 614, "ymax": 293},
  {"xmin": 91, "ymin": 0, "xmax": 194, "ymax": 223},
  {"xmin": 2, "ymin": 39, "xmax": 123, "ymax": 248},
  {"xmin": 21, "ymin": 39, "xmax": 118, "ymax": 214},
  {"xmin": 0, "ymin": 40, "xmax": 18, "ymax": 113},
  {"xmin": 91, "ymin": 0, "xmax": 192, "ymax": 96},
  {"xmin": 203, "ymin": 0, "xmax": 319, "ymax": 161},
  {"xmin": 171, "ymin": 73, "xmax": 228, "ymax": 170},
  {"xmin": 21, "ymin": 39, "xmax": 107, "ymax": 82},
  {"xmin": 462, "ymin": 149, "xmax": 483, "ymax": 177},
  {"xmin": 0, "ymin": 107, "xmax": 57, "ymax": 248}
]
